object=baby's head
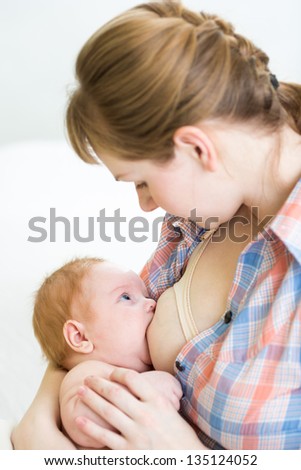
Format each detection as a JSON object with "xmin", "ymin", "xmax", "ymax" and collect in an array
[{"xmin": 33, "ymin": 257, "xmax": 155, "ymax": 371}]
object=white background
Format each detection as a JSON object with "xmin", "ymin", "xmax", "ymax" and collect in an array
[{"xmin": 0, "ymin": 0, "xmax": 300, "ymax": 427}]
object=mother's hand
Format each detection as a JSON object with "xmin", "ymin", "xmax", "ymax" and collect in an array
[{"xmin": 75, "ymin": 368, "xmax": 205, "ymax": 450}]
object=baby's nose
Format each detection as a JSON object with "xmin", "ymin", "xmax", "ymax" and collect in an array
[{"xmin": 145, "ymin": 298, "xmax": 156, "ymax": 314}]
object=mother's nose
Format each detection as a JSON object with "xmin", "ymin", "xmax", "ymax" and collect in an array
[{"xmin": 136, "ymin": 187, "xmax": 158, "ymax": 212}]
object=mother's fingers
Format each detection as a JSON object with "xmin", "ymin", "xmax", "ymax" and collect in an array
[
  {"xmin": 75, "ymin": 416, "xmax": 127, "ymax": 450},
  {"xmin": 109, "ymin": 368, "xmax": 159, "ymax": 402},
  {"xmin": 78, "ymin": 380, "xmax": 134, "ymax": 434}
]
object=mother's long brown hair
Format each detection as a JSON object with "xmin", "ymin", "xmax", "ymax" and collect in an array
[{"xmin": 66, "ymin": 0, "xmax": 301, "ymax": 164}]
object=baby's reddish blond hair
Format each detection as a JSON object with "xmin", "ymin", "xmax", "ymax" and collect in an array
[{"xmin": 33, "ymin": 257, "xmax": 104, "ymax": 368}]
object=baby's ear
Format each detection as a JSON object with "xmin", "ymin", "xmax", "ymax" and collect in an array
[{"xmin": 63, "ymin": 320, "xmax": 94, "ymax": 354}]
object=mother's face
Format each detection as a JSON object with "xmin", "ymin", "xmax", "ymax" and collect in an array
[{"xmin": 99, "ymin": 150, "xmax": 209, "ymax": 221}]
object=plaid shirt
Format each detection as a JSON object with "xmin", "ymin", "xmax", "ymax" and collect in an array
[
  {"xmin": 141, "ymin": 179, "xmax": 301, "ymax": 450},
  {"xmin": 140, "ymin": 213, "xmax": 206, "ymax": 300}
]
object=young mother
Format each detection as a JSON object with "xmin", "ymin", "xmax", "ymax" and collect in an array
[{"xmin": 13, "ymin": 1, "xmax": 301, "ymax": 450}]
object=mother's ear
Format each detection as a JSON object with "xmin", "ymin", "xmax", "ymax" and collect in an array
[
  {"xmin": 63, "ymin": 319, "xmax": 94, "ymax": 354},
  {"xmin": 173, "ymin": 126, "xmax": 218, "ymax": 172}
]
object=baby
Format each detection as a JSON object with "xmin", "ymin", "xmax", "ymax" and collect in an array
[{"xmin": 33, "ymin": 257, "xmax": 182, "ymax": 449}]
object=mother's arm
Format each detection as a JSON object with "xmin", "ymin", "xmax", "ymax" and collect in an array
[
  {"xmin": 11, "ymin": 364, "xmax": 76, "ymax": 449},
  {"xmin": 75, "ymin": 368, "xmax": 207, "ymax": 450}
]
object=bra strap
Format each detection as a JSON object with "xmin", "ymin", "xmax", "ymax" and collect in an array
[{"xmin": 173, "ymin": 230, "xmax": 216, "ymax": 342}]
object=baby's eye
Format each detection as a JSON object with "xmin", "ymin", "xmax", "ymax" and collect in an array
[{"xmin": 120, "ymin": 293, "xmax": 131, "ymax": 301}]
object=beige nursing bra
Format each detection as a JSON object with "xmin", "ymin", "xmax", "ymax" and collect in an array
[{"xmin": 172, "ymin": 229, "xmax": 216, "ymax": 342}]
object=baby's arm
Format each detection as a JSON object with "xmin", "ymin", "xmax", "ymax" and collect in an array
[
  {"xmin": 60, "ymin": 363, "xmax": 182, "ymax": 449},
  {"xmin": 60, "ymin": 360, "xmax": 116, "ymax": 449},
  {"xmin": 140, "ymin": 370, "xmax": 183, "ymax": 410}
]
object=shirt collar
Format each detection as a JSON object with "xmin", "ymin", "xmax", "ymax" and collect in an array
[
  {"xmin": 165, "ymin": 213, "xmax": 206, "ymax": 245},
  {"xmin": 269, "ymin": 177, "xmax": 301, "ymax": 264}
]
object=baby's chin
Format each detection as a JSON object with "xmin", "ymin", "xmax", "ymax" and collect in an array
[
  {"xmin": 135, "ymin": 349, "xmax": 153, "ymax": 372},
  {"xmin": 138, "ymin": 361, "xmax": 153, "ymax": 372},
  {"xmin": 134, "ymin": 355, "xmax": 153, "ymax": 373},
  {"xmin": 114, "ymin": 343, "xmax": 153, "ymax": 372}
]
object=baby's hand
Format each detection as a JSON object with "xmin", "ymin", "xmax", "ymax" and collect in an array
[{"xmin": 141, "ymin": 370, "xmax": 182, "ymax": 410}]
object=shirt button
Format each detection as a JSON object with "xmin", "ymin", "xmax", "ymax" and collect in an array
[
  {"xmin": 175, "ymin": 360, "xmax": 185, "ymax": 372},
  {"xmin": 224, "ymin": 310, "xmax": 233, "ymax": 324}
]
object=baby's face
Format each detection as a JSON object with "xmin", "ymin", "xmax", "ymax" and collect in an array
[{"xmin": 77, "ymin": 262, "xmax": 156, "ymax": 372}]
